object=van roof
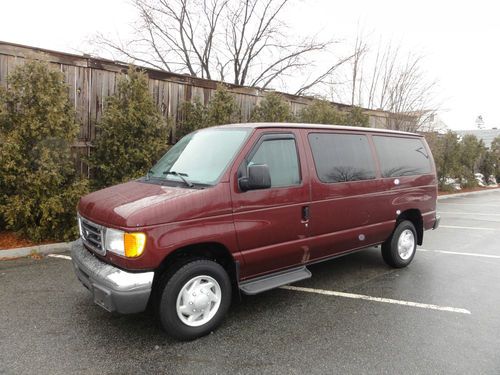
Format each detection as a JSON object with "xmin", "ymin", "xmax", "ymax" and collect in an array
[{"xmin": 214, "ymin": 123, "xmax": 420, "ymax": 136}]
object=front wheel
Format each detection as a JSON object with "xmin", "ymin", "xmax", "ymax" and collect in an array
[
  {"xmin": 157, "ymin": 259, "xmax": 232, "ymax": 340},
  {"xmin": 381, "ymin": 220, "xmax": 417, "ymax": 268}
]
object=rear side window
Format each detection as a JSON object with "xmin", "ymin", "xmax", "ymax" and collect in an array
[
  {"xmin": 248, "ymin": 138, "xmax": 301, "ymax": 187},
  {"xmin": 373, "ymin": 136, "xmax": 431, "ymax": 177},
  {"xmin": 308, "ymin": 133, "xmax": 376, "ymax": 183}
]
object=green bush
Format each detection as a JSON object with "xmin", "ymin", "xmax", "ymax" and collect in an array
[
  {"xmin": 177, "ymin": 91, "xmax": 368, "ymax": 143},
  {"xmin": 426, "ymin": 131, "xmax": 461, "ymax": 188},
  {"xmin": 459, "ymin": 134, "xmax": 484, "ymax": 187},
  {"xmin": 0, "ymin": 61, "xmax": 88, "ymax": 242},
  {"xmin": 479, "ymin": 149, "xmax": 496, "ymax": 181},
  {"xmin": 426, "ymin": 131, "xmax": 496, "ymax": 189},
  {"xmin": 298, "ymin": 100, "xmax": 368, "ymax": 127},
  {"xmin": 299, "ymin": 100, "xmax": 345, "ymax": 124},
  {"xmin": 250, "ymin": 92, "xmax": 292, "ymax": 122},
  {"xmin": 344, "ymin": 106, "xmax": 369, "ymax": 127},
  {"xmin": 89, "ymin": 68, "xmax": 167, "ymax": 189},
  {"xmin": 439, "ymin": 183, "xmax": 457, "ymax": 193},
  {"xmin": 175, "ymin": 85, "xmax": 240, "ymax": 143},
  {"xmin": 176, "ymin": 99, "xmax": 206, "ymax": 141},
  {"xmin": 206, "ymin": 84, "xmax": 240, "ymax": 126},
  {"xmin": 491, "ymin": 136, "xmax": 500, "ymax": 180}
]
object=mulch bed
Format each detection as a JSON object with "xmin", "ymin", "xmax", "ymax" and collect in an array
[{"xmin": 0, "ymin": 232, "xmax": 38, "ymax": 250}]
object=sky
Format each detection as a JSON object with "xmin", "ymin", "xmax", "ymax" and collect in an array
[{"xmin": 1, "ymin": 0, "xmax": 499, "ymax": 130}]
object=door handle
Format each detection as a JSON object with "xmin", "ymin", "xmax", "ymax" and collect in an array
[{"xmin": 302, "ymin": 206, "xmax": 310, "ymax": 221}]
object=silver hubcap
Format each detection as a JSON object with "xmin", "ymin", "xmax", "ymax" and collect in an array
[
  {"xmin": 176, "ymin": 275, "xmax": 221, "ymax": 327},
  {"xmin": 397, "ymin": 229, "xmax": 415, "ymax": 260}
]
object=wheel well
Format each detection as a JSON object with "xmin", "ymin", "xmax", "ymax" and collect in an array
[
  {"xmin": 152, "ymin": 242, "xmax": 238, "ymax": 292},
  {"xmin": 397, "ymin": 209, "xmax": 423, "ymax": 245}
]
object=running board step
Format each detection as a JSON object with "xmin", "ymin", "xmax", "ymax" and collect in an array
[{"xmin": 239, "ymin": 266, "xmax": 312, "ymax": 295}]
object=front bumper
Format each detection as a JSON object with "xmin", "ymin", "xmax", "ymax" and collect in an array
[{"xmin": 71, "ymin": 239, "xmax": 154, "ymax": 314}]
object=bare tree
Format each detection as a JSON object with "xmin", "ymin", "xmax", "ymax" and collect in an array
[
  {"xmin": 94, "ymin": 0, "xmax": 347, "ymax": 91},
  {"xmin": 294, "ymin": 54, "xmax": 354, "ymax": 96},
  {"xmin": 333, "ymin": 35, "xmax": 439, "ymax": 132},
  {"xmin": 350, "ymin": 31, "xmax": 367, "ymax": 106}
]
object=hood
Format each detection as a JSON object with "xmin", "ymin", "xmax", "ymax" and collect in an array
[{"xmin": 78, "ymin": 180, "xmax": 232, "ymax": 228}]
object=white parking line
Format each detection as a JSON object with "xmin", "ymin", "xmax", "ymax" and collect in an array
[
  {"xmin": 49, "ymin": 251, "xmax": 473, "ymax": 315},
  {"xmin": 439, "ymin": 211, "xmax": 500, "ymax": 216},
  {"xmin": 280, "ymin": 285, "xmax": 471, "ymax": 315},
  {"xmin": 47, "ymin": 254, "xmax": 72, "ymax": 260},
  {"xmin": 419, "ymin": 248, "xmax": 500, "ymax": 259},
  {"xmin": 440, "ymin": 225, "xmax": 498, "ymax": 231}
]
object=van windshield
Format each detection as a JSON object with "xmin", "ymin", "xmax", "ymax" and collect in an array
[{"xmin": 148, "ymin": 128, "xmax": 251, "ymax": 186}]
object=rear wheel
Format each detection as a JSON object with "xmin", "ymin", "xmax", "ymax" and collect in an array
[
  {"xmin": 157, "ymin": 259, "xmax": 231, "ymax": 340},
  {"xmin": 381, "ymin": 220, "xmax": 417, "ymax": 268}
]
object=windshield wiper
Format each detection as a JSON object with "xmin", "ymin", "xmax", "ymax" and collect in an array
[{"xmin": 163, "ymin": 171, "xmax": 194, "ymax": 188}]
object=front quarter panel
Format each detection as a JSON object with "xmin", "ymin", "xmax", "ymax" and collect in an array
[{"xmin": 99, "ymin": 182, "xmax": 242, "ymax": 271}]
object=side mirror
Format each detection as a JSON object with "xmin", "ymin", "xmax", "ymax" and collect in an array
[{"xmin": 239, "ymin": 164, "xmax": 271, "ymax": 192}]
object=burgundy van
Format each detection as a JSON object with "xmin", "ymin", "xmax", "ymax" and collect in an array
[{"xmin": 71, "ymin": 123, "xmax": 440, "ymax": 340}]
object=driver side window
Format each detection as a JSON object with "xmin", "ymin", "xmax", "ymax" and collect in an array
[{"xmin": 247, "ymin": 138, "xmax": 301, "ymax": 187}]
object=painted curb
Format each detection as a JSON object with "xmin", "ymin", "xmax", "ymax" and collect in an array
[
  {"xmin": 438, "ymin": 188, "xmax": 500, "ymax": 200},
  {"xmin": 0, "ymin": 241, "xmax": 73, "ymax": 260}
]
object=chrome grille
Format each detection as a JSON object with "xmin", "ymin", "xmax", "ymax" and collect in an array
[{"xmin": 78, "ymin": 215, "xmax": 106, "ymax": 255}]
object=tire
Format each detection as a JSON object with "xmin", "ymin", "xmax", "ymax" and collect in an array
[
  {"xmin": 381, "ymin": 220, "xmax": 417, "ymax": 268},
  {"xmin": 157, "ymin": 259, "xmax": 232, "ymax": 340}
]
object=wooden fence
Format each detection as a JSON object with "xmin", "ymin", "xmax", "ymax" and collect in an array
[{"xmin": 0, "ymin": 40, "xmax": 391, "ymax": 176}]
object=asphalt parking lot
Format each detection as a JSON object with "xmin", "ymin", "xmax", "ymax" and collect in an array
[{"xmin": 1, "ymin": 190, "xmax": 500, "ymax": 374}]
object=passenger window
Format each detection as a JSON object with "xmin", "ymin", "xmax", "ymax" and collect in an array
[
  {"xmin": 247, "ymin": 138, "xmax": 301, "ymax": 187},
  {"xmin": 373, "ymin": 136, "xmax": 431, "ymax": 177},
  {"xmin": 308, "ymin": 133, "xmax": 376, "ymax": 183}
]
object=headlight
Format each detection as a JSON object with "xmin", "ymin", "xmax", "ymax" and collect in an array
[
  {"xmin": 104, "ymin": 228, "xmax": 125, "ymax": 255},
  {"xmin": 104, "ymin": 228, "xmax": 146, "ymax": 258}
]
